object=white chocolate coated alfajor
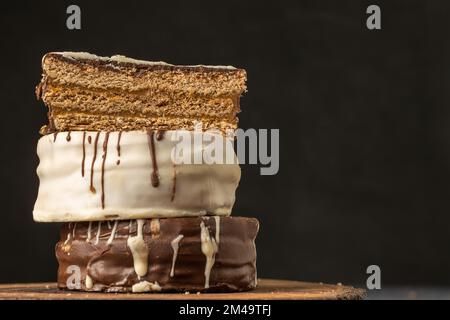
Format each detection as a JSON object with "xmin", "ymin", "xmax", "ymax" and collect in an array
[{"xmin": 33, "ymin": 130, "xmax": 240, "ymax": 222}]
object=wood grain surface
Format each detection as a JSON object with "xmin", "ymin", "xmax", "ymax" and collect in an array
[{"xmin": 0, "ymin": 279, "xmax": 365, "ymax": 300}]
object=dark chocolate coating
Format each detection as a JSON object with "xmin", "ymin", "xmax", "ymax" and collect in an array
[{"xmin": 56, "ymin": 216, "xmax": 259, "ymax": 292}]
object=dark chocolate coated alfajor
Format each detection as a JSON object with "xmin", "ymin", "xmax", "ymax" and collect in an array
[{"xmin": 56, "ymin": 216, "xmax": 259, "ymax": 293}]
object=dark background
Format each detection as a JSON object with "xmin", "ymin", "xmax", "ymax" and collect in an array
[{"xmin": 1, "ymin": 0, "xmax": 449, "ymax": 287}]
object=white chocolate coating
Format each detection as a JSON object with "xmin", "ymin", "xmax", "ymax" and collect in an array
[
  {"xmin": 131, "ymin": 281, "xmax": 161, "ymax": 293},
  {"xmin": 33, "ymin": 130, "xmax": 240, "ymax": 222},
  {"xmin": 53, "ymin": 51, "xmax": 237, "ymax": 70}
]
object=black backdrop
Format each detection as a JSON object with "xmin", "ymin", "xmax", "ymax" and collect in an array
[{"xmin": 1, "ymin": 0, "xmax": 449, "ymax": 286}]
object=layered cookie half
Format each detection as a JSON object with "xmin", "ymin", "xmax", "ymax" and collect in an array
[
  {"xmin": 37, "ymin": 52, "xmax": 246, "ymax": 133},
  {"xmin": 33, "ymin": 52, "xmax": 258, "ymax": 292}
]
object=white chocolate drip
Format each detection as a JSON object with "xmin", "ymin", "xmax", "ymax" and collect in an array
[
  {"xmin": 129, "ymin": 220, "xmax": 133, "ymax": 231},
  {"xmin": 95, "ymin": 221, "xmax": 102, "ymax": 245},
  {"xmin": 131, "ymin": 281, "xmax": 161, "ymax": 293},
  {"xmin": 85, "ymin": 275, "xmax": 93, "ymax": 289},
  {"xmin": 127, "ymin": 219, "xmax": 148, "ymax": 278},
  {"xmin": 107, "ymin": 221, "xmax": 111, "ymax": 229},
  {"xmin": 200, "ymin": 220, "xmax": 218, "ymax": 288},
  {"xmin": 64, "ymin": 232, "xmax": 71, "ymax": 245},
  {"xmin": 107, "ymin": 221, "xmax": 118, "ymax": 245},
  {"xmin": 170, "ymin": 235, "xmax": 184, "ymax": 277},
  {"xmin": 214, "ymin": 216, "xmax": 220, "ymax": 245},
  {"xmin": 72, "ymin": 222, "xmax": 77, "ymax": 238},
  {"xmin": 56, "ymin": 52, "xmax": 237, "ymax": 70},
  {"xmin": 86, "ymin": 221, "xmax": 92, "ymax": 242}
]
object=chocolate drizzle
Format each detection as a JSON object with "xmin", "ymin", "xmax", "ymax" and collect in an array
[
  {"xmin": 53, "ymin": 132, "xmax": 58, "ymax": 142},
  {"xmin": 88, "ymin": 135, "xmax": 92, "ymax": 144},
  {"xmin": 156, "ymin": 130, "xmax": 165, "ymax": 141},
  {"xmin": 116, "ymin": 131, "xmax": 122, "ymax": 165},
  {"xmin": 101, "ymin": 132, "xmax": 110, "ymax": 209},
  {"xmin": 89, "ymin": 132, "xmax": 100, "ymax": 193},
  {"xmin": 66, "ymin": 131, "xmax": 71, "ymax": 142},
  {"xmin": 147, "ymin": 130, "xmax": 159, "ymax": 187},
  {"xmin": 171, "ymin": 165, "xmax": 177, "ymax": 202},
  {"xmin": 116, "ymin": 132, "xmax": 122, "ymax": 156},
  {"xmin": 48, "ymin": 118, "xmax": 56, "ymax": 134},
  {"xmin": 81, "ymin": 132, "xmax": 86, "ymax": 177}
]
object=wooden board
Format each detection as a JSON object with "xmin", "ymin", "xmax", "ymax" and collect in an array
[{"xmin": 0, "ymin": 279, "xmax": 365, "ymax": 300}]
